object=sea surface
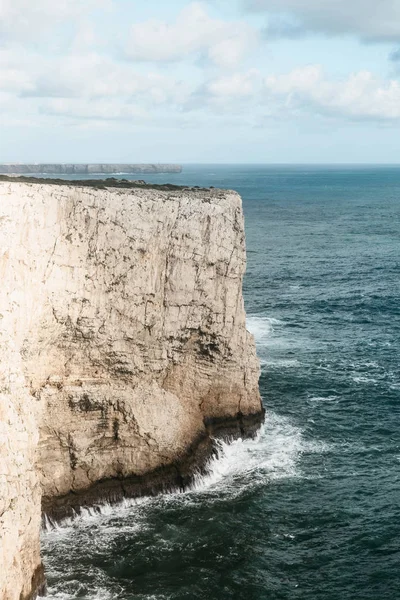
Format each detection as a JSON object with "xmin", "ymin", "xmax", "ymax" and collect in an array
[{"xmin": 40, "ymin": 165, "xmax": 400, "ymax": 599}]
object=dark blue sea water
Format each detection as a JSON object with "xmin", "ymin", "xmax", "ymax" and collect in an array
[{"xmin": 41, "ymin": 165, "xmax": 400, "ymax": 599}]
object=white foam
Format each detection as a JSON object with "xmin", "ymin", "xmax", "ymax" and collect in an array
[
  {"xmin": 188, "ymin": 411, "xmax": 326, "ymax": 497},
  {"xmin": 42, "ymin": 495, "xmax": 153, "ymax": 533},
  {"xmin": 40, "ymin": 408, "xmax": 329, "ymax": 599},
  {"xmin": 42, "ymin": 410, "xmax": 325, "ymax": 539},
  {"xmin": 247, "ymin": 315, "xmax": 283, "ymax": 343},
  {"xmin": 265, "ymin": 358, "xmax": 301, "ymax": 368},
  {"xmin": 308, "ymin": 395, "xmax": 339, "ymax": 403},
  {"xmin": 353, "ymin": 376, "xmax": 378, "ymax": 384},
  {"xmin": 39, "ymin": 589, "xmax": 115, "ymax": 600},
  {"xmin": 245, "ymin": 313, "xmax": 307, "ymax": 357}
]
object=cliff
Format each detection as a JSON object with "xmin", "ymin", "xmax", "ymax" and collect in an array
[
  {"xmin": 0, "ymin": 178, "xmax": 263, "ymax": 600},
  {"xmin": 0, "ymin": 164, "xmax": 182, "ymax": 175}
]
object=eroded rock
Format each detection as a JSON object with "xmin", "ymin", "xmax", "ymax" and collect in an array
[{"xmin": 0, "ymin": 179, "xmax": 262, "ymax": 599}]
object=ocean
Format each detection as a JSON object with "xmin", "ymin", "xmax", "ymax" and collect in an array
[{"xmin": 40, "ymin": 165, "xmax": 400, "ymax": 599}]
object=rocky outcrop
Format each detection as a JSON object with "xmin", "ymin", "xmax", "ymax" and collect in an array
[
  {"xmin": 0, "ymin": 178, "xmax": 262, "ymax": 600},
  {"xmin": 0, "ymin": 164, "xmax": 182, "ymax": 175}
]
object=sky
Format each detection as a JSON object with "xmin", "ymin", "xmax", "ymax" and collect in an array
[{"xmin": 2, "ymin": 0, "xmax": 400, "ymax": 163}]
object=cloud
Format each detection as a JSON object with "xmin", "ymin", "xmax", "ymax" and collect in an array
[
  {"xmin": 245, "ymin": 0, "xmax": 400, "ymax": 42},
  {"xmin": 23, "ymin": 52, "xmax": 190, "ymax": 105},
  {"xmin": 184, "ymin": 69, "xmax": 262, "ymax": 117},
  {"xmin": 2, "ymin": 0, "xmax": 400, "ymax": 134},
  {"xmin": 125, "ymin": 2, "xmax": 258, "ymax": 68},
  {"xmin": 186, "ymin": 64, "xmax": 400, "ymax": 123},
  {"xmin": 0, "ymin": 41, "xmax": 192, "ymax": 111},
  {"xmin": 207, "ymin": 70, "xmax": 260, "ymax": 98},
  {"xmin": 0, "ymin": 0, "xmax": 110, "ymax": 40},
  {"xmin": 0, "ymin": 50, "xmax": 35, "ymax": 93},
  {"xmin": 40, "ymin": 98, "xmax": 146, "ymax": 122},
  {"xmin": 264, "ymin": 65, "xmax": 400, "ymax": 120}
]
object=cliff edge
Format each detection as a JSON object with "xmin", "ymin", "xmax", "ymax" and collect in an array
[{"xmin": 0, "ymin": 179, "xmax": 263, "ymax": 600}]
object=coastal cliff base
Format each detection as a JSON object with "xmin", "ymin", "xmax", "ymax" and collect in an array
[{"xmin": 43, "ymin": 411, "xmax": 264, "ymax": 522}]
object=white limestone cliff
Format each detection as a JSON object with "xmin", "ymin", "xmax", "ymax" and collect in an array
[{"xmin": 0, "ymin": 179, "xmax": 262, "ymax": 599}]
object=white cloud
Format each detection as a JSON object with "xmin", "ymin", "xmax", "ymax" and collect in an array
[
  {"xmin": 125, "ymin": 2, "xmax": 258, "ymax": 67},
  {"xmin": 40, "ymin": 98, "xmax": 146, "ymax": 122},
  {"xmin": 206, "ymin": 70, "xmax": 260, "ymax": 101},
  {"xmin": 245, "ymin": 0, "xmax": 400, "ymax": 41},
  {"xmin": 27, "ymin": 53, "xmax": 189, "ymax": 103},
  {"xmin": 0, "ymin": 45, "xmax": 191, "ymax": 111},
  {"xmin": 265, "ymin": 66, "xmax": 400, "ymax": 120},
  {"xmin": 0, "ymin": 0, "xmax": 110, "ymax": 39},
  {"xmin": 185, "ymin": 64, "xmax": 400, "ymax": 123},
  {"xmin": 0, "ymin": 0, "xmax": 259, "ymax": 128},
  {"xmin": 184, "ymin": 69, "xmax": 263, "ymax": 116},
  {"xmin": 208, "ymin": 71, "xmax": 258, "ymax": 98},
  {"xmin": 1, "ymin": 0, "xmax": 400, "ymax": 134},
  {"xmin": 0, "ymin": 48, "xmax": 38, "ymax": 95}
]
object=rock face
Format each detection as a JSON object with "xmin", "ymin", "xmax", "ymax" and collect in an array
[
  {"xmin": 0, "ymin": 179, "xmax": 262, "ymax": 600},
  {"xmin": 0, "ymin": 332, "xmax": 45, "ymax": 600},
  {"xmin": 0, "ymin": 164, "xmax": 182, "ymax": 175}
]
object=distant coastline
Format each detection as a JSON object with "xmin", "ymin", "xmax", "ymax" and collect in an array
[{"xmin": 0, "ymin": 163, "xmax": 182, "ymax": 174}]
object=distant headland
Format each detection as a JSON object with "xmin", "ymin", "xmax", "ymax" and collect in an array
[{"xmin": 0, "ymin": 163, "xmax": 182, "ymax": 174}]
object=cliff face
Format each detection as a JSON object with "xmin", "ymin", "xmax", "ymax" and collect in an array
[
  {"xmin": 0, "ymin": 180, "xmax": 262, "ymax": 600},
  {"xmin": 0, "ymin": 198, "xmax": 45, "ymax": 600}
]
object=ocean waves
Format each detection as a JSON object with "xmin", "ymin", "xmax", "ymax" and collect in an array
[
  {"xmin": 41, "ymin": 408, "xmax": 329, "ymax": 600},
  {"xmin": 40, "ymin": 165, "xmax": 400, "ymax": 599}
]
